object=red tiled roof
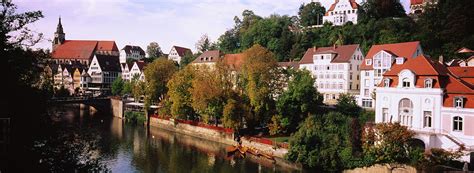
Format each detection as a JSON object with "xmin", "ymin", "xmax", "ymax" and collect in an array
[
  {"xmin": 456, "ymin": 47, "xmax": 474, "ymax": 53},
  {"xmin": 173, "ymin": 46, "xmax": 192, "ymax": 57},
  {"xmin": 448, "ymin": 67, "xmax": 474, "ymax": 78},
  {"xmin": 299, "ymin": 44, "xmax": 359, "ymax": 64},
  {"xmin": 223, "ymin": 53, "xmax": 244, "ymax": 70},
  {"xmin": 278, "ymin": 61, "xmax": 300, "ymax": 69},
  {"xmin": 384, "ymin": 55, "xmax": 448, "ymax": 76},
  {"xmin": 325, "ymin": 0, "xmax": 358, "ymax": 15},
  {"xmin": 361, "ymin": 41, "xmax": 421, "ymax": 70},
  {"xmin": 135, "ymin": 61, "xmax": 147, "ymax": 71},
  {"xmin": 193, "ymin": 50, "xmax": 221, "ymax": 63},
  {"xmin": 52, "ymin": 40, "xmax": 118, "ymax": 60},
  {"xmin": 411, "ymin": 0, "xmax": 424, "ymax": 5}
]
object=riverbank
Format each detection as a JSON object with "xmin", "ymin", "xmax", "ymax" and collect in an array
[{"xmin": 149, "ymin": 116, "xmax": 302, "ymax": 171}]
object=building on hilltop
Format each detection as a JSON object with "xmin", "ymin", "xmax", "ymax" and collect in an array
[
  {"xmin": 120, "ymin": 45, "xmax": 145, "ymax": 63},
  {"xmin": 358, "ymin": 41, "xmax": 423, "ymax": 108},
  {"xmin": 323, "ymin": 0, "xmax": 359, "ymax": 26},
  {"xmin": 191, "ymin": 50, "xmax": 222, "ymax": 67},
  {"xmin": 168, "ymin": 46, "xmax": 192, "ymax": 64},
  {"xmin": 374, "ymin": 54, "xmax": 474, "ymax": 162},
  {"xmin": 51, "ymin": 17, "xmax": 119, "ymax": 66},
  {"xmin": 299, "ymin": 44, "xmax": 364, "ymax": 104},
  {"xmin": 410, "ymin": 0, "xmax": 438, "ymax": 15}
]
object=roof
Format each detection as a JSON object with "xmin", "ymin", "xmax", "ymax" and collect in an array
[
  {"xmin": 326, "ymin": 0, "xmax": 358, "ymax": 15},
  {"xmin": 278, "ymin": 61, "xmax": 300, "ymax": 69},
  {"xmin": 223, "ymin": 53, "xmax": 244, "ymax": 70},
  {"xmin": 299, "ymin": 44, "xmax": 359, "ymax": 64},
  {"xmin": 448, "ymin": 67, "xmax": 474, "ymax": 78},
  {"xmin": 411, "ymin": 0, "xmax": 424, "ymax": 5},
  {"xmin": 384, "ymin": 55, "xmax": 448, "ymax": 76},
  {"xmin": 172, "ymin": 46, "xmax": 192, "ymax": 57},
  {"xmin": 135, "ymin": 61, "xmax": 147, "ymax": 71},
  {"xmin": 95, "ymin": 54, "xmax": 121, "ymax": 72},
  {"xmin": 193, "ymin": 50, "xmax": 221, "ymax": 63},
  {"xmin": 122, "ymin": 45, "xmax": 146, "ymax": 56},
  {"xmin": 52, "ymin": 40, "xmax": 118, "ymax": 60},
  {"xmin": 456, "ymin": 47, "xmax": 474, "ymax": 53},
  {"xmin": 361, "ymin": 41, "xmax": 420, "ymax": 70}
]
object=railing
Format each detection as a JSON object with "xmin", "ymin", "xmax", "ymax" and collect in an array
[{"xmin": 50, "ymin": 96, "xmax": 108, "ymax": 102}]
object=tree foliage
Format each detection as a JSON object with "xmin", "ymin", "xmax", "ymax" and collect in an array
[
  {"xmin": 276, "ymin": 69, "xmax": 322, "ymax": 133},
  {"xmin": 240, "ymin": 44, "xmax": 280, "ymax": 128},
  {"xmin": 298, "ymin": 2, "xmax": 326, "ymax": 27},
  {"xmin": 167, "ymin": 65, "xmax": 196, "ymax": 119},
  {"xmin": 111, "ymin": 76, "xmax": 124, "ymax": 96},
  {"xmin": 179, "ymin": 51, "xmax": 197, "ymax": 68},
  {"xmin": 146, "ymin": 42, "xmax": 163, "ymax": 59},
  {"xmin": 358, "ymin": 0, "xmax": 406, "ymax": 21},
  {"xmin": 143, "ymin": 57, "xmax": 178, "ymax": 105},
  {"xmin": 335, "ymin": 93, "xmax": 361, "ymax": 117}
]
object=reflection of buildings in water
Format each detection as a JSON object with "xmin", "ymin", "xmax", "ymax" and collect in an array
[
  {"xmin": 110, "ymin": 117, "xmax": 123, "ymax": 139},
  {"xmin": 133, "ymin": 129, "xmax": 141, "ymax": 154},
  {"xmin": 230, "ymin": 158, "xmax": 236, "ymax": 167},
  {"xmin": 207, "ymin": 153, "xmax": 215, "ymax": 166}
]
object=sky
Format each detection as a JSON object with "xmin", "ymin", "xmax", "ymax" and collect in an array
[{"xmin": 15, "ymin": 0, "xmax": 411, "ymax": 54}]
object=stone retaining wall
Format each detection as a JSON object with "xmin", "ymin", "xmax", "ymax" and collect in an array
[
  {"xmin": 344, "ymin": 164, "xmax": 418, "ymax": 173},
  {"xmin": 110, "ymin": 98, "xmax": 123, "ymax": 118}
]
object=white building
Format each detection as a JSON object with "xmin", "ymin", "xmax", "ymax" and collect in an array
[
  {"xmin": 168, "ymin": 46, "xmax": 192, "ymax": 64},
  {"xmin": 120, "ymin": 45, "xmax": 146, "ymax": 63},
  {"xmin": 299, "ymin": 44, "xmax": 364, "ymax": 104},
  {"xmin": 129, "ymin": 61, "xmax": 147, "ymax": 81},
  {"xmin": 375, "ymin": 54, "xmax": 474, "ymax": 162},
  {"xmin": 120, "ymin": 63, "xmax": 131, "ymax": 81},
  {"xmin": 323, "ymin": 0, "xmax": 359, "ymax": 26},
  {"xmin": 87, "ymin": 54, "xmax": 122, "ymax": 93},
  {"xmin": 358, "ymin": 41, "xmax": 423, "ymax": 108}
]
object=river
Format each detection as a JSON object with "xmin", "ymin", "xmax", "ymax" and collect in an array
[{"xmin": 50, "ymin": 106, "xmax": 303, "ymax": 173}]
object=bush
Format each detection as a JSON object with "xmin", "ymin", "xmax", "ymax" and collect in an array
[{"xmin": 124, "ymin": 111, "xmax": 146, "ymax": 124}]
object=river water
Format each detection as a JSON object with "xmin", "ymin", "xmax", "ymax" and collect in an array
[{"xmin": 52, "ymin": 106, "xmax": 302, "ymax": 173}]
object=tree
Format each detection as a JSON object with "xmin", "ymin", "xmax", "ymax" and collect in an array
[
  {"xmin": 358, "ymin": 0, "xmax": 406, "ymax": 21},
  {"xmin": 222, "ymin": 97, "xmax": 249, "ymax": 129},
  {"xmin": 121, "ymin": 81, "xmax": 132, "ymax": 95},
  {"xmin": 179, "ymin": 52, "xmax": 197, "ymax": 67},
  {"xmin": 143, "ymin": 57, "xmax": 178, "ymax": 104},
  {"xmin": 276, "ymin": 69, "xmax": 322, "ymax": 133},
  {"xmin": 195, "ymin": 34, "xmax": 212, "ymax": 53},
  {"xmin": 286, "ymin": 112, "xmax": 353, "ymax": 171},
  {"xmin": 167, "ymin": 65, "xmax": 197, "ymax": 120},
  {"xmin": 146, "ymin": 42, "xmax": 163, "ymax": 59},
  {"xmin": 240, "ymin": 44, "xmax": 280, "ymax": 128},
  {"xmin": 362, "ymin": 122, "xmax": 422, "ymax": 165},
  {"xmin": 111, "ymin": 76, "xmax": 124, "ymax": 96},
  {"xmin": 336, "ymin": 93, "xmax": 361, "ymax": 117},
  {"xmin": 298, "ymin": 2, "xmax": 326, "ymax": 27}
]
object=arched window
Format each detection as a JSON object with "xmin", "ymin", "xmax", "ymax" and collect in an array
[
  {"xmin": 453, "ymin": 116, "xmax": 463, "ymax": 131},
  {"xmin": 402, "ymin": 78, "xmax": 411, "ymax": 88},
  {"xmin": 423, "ymin": 111, "xmax": 432, "ymax": 128},
  {"xmin": 424, "ymin": 78, "xmax": 433, "ymax": 88},
  {"xmin": 399, "ymin": 98, "xmax": 413, "ymax": 127},
  {"xmin": 384, "ymin": 78, "xmax": 390, "ymax": 87}
]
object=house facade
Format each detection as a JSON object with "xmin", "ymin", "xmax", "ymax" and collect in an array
[
  {"xmin": 359, "ymin": 41, "xmax": 424, "ymax": 108},
  {"xmin": 410, "ymin": 0, "xmax": 438, "ymax": 15},
  {"xmin": 191, "ymin": 50, "xmax": 221, "ymax": 68},
  {"xmin": 120, "ymin": 45, "xmax": 145, "ymax": 63},
  {"xmin": 129, "ymin": 61, "xmax": 147, "ymax": 81},
  {"xmin": 323, "ymin": 0, "xmax": 359, "ymax": 26},
  {"xmin": 168, "ymin": 46, "xmax": 192, "ymax": 64},
  {"xmin": 86, "ymin": 54, "xmax": 122, "ymax": 93},
  {"xmin": 299, "ymin": 44, "xmax": 364, "ymax": 104},
  {"xmin": 375, "ymin": 55, "xmax": 474, "ymax": 162}
]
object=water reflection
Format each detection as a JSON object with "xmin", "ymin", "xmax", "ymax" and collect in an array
[{"xmin": 59, "ymin": 105, "xmax": 301, "ymax": 173}]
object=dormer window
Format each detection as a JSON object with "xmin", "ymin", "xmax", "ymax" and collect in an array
[
  {"xmin": 365, "ymin": 59, "xmax": 372, "ymax": 65},
  {"xmin": 396, "ymin": 57, "xmax": 405, "ymax": 64},
  {"xmin": 384, "ymin": 78, "xmax": 390, "ymax": 87},
  {"xmin": 402, "ymin": 78, "xmax": 411, "ymax": 88},
  {"xmin": 424, "ymin": 78, "xmax": 433, "ymax": 88},
  {"xmin": 454, "ymin": 97, "xmax": 464, "ymax": 108}
]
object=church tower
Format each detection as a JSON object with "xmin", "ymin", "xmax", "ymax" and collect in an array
[{"xmin": 52, "ymin": 17, "xmax": 65, "ymax": 50}]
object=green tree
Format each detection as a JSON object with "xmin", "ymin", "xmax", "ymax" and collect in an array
[
  {"xmin": 111, "ymin": 76, "xmax": 124, "ymax": 96},
  {"xmin": 336, "ymin": 93, "xmax": 361, "ymax": 117},
  {"xmin": 358, "ymin": 0, "xmax": 406, "ymax": 21},
  {"xmin": 143, "ymin": 57, "xmax": 178, "ymax": 104},
  {"xmin": 298, "ymin": 1, "xmax": 326, "ymax": 27},
  {"xmin": 179, "ymin": 52, "xmax": 197, "ymax": 67},
  {"xmin": 286, "ymin": 112, "xmax": 353, "ymax": 171},
  {"xmin": 195, "ymin": 34, "xmax": 212, "ymax": 53},
  {"xmin": 276, "ymin": 69, "xmax": 322, "ymax": 133},
  {"xmin": 240, "ymin": 44, "xmax": 280, "ymax": 128},
  {"xmin": 167, "ymin": 65, "xmax": 197, "ymax": 120},
  {"xmin": 122, "ymin": 81, "xmax": 132, "ymax": 95},
  {"xmin": 146, "ymin": 42, "xmax": 163, "ymax": 59},
  {"xmin": 222, "ymin": 97, "xmax": 249, "ymax": 130}
]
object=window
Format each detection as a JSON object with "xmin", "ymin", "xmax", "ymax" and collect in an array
[
  {"xmin": 362, "ymin": 99, "xmax": 372, "ymax": 108},
  {"xmin": 349, "ymin": 82, "xmax": 352, "ymax": 90},
  {"xmin": 382, "ymin": 108, "xmax": 389, "ymax": 122},
  {"xmin": 357, "ymin": 75, "xmax": 359, "ymax": 80},
  {"xmin": 423, "ymin": 111, "xmax": 432, "ymax": 128},
  {"xmin": 350, "ymin": 72, "xmax": 353, "ymax": 80},
  {"xmin": 364, "ymin": 79, "xmax": 370, "ymax": 87},
  {"xmin": 424, "ymin": 78, "xmax": 433, "ymax": 88},
  {"xmin": 402, "ymin": 78, "xmax": 411, "ymax": 88},
  {"xmin": 338, "ymin": 73, "xmax": 343, "ymax": 79},
  {"xmin": 349, "ymin": 64, "xmax": 352, "ymax": 70},
  {"xmin": 364, "ymin": 89, "xmax": 369, "ymax": 97},
  {"xmin": 384, "ymin": 78, "xmax": 390, "ymax": 87},
  {"xmin": 366, "ymin": 59, "xmax": 372, "ymax": 65},
  {"xmin": 454, "ymin": 97, "xmax": 464, "ymax": 108},
  {"xmin": 338, "ymin": 82, "xmax": 343, "ymax": 89},
  {"xmin": 399, "ymin": 98, "xmax": 413, "ymax": 127},
  {"xmin": 365, "ymin": 71, "xmax": 370, "ymax": 76},
  {"xmin": 453, "ymin": 116, "xmax": 463, "ymax": 131}
]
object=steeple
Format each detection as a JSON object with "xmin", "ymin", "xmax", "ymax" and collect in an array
[{"xmin": 52, "ymin": 16, "xmax": 66, "ymax": 50}]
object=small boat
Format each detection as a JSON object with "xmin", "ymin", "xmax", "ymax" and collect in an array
[{"xmin": 226, "ymin": 146, "xmax": 238, "ymax": 154}]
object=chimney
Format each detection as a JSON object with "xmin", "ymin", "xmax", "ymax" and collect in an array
[
  {"xmin": 313, "ymin": 46, "xmax": 316, "ymax": 52},
  {"xmin": 333, "ymin": 44, "xmax": 337, "ymax": 49},
  {"xmin": 439, "ymin": 55, "xmax": 444, "ymax": 65}
]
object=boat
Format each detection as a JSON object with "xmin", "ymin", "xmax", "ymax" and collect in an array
[{"xmin": 225, "ymin": 145, "xmax": 275, "ymax": 161}]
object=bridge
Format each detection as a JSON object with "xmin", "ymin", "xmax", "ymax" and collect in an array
[{"xmin": 49, "ymin": 96, "xmax": 112, "ymax": 113}]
